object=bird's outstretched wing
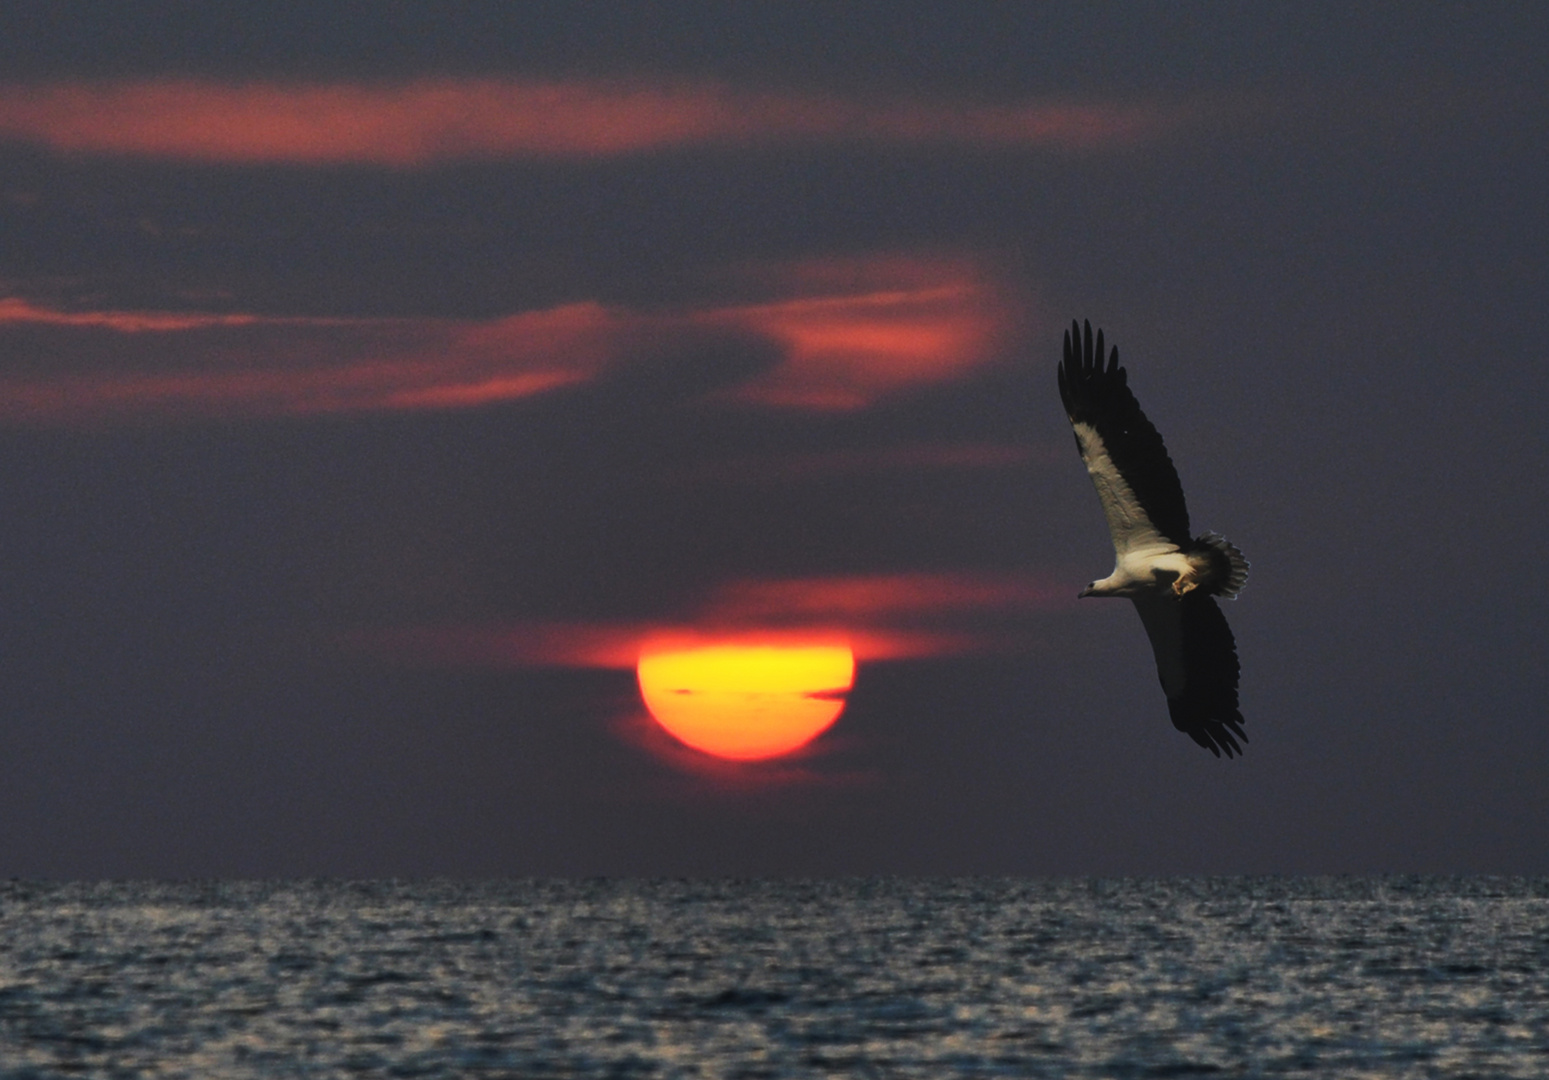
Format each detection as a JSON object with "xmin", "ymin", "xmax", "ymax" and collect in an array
[
  {"xmin": 1058, "ymin": 319, "xmax": 1192, "ymax": 552},
  {"xmin": 1132, "ymin": 592, "xmax": 1246, "ymax": 757}
]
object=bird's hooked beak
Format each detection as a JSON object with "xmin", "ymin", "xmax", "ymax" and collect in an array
[{"xmin": 1078, "ymin": 584, "xmax": 1096, "ymax": 599}]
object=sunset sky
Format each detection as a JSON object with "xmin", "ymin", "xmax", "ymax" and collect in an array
[{"xmin": 1, "ymin": 3, "xmax": 1546, "ymax": 876}]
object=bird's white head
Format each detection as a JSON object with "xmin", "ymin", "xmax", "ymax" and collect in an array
[{"xmin": 1078, "ymin": 569, "xmax": 1136, "ymax": 598}]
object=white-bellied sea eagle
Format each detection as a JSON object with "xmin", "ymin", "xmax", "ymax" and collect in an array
[{"xmin": 1059, "ymin": 320, "xmax": 1249, "ymax": 756}]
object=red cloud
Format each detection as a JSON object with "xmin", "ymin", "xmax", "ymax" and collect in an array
[
  {"xmin": 0, "ymin": 79, "xmax": 1178, "ymax": 164},
  {"xmin": 708, "ymin": 285, "xmax": 1004, "ymax": 408},
  {"xmin": 700, "ymin": 255, "xmax": 1018, "ymax": 408},
  {"xmin": 0, "ymin": 296, "xmax": 263, "ymax": 332},
  {"xmin": 349, "ymin": 570, "xmax": 1067, "ymax": 673},
  {"xmin": 705, "ymin": 572, "xmax": 1062, "ymax": 623},
  {"xmin": 0, "ymin": 255, "xmax": 1022, "ymax": 423},
  {"xmin": 0, "ymin": 299, "xmax": 621, "ymax": 424},
  {"xmin": 692, "ymin": 571, "xmax": 1067, "ymax": 660}
]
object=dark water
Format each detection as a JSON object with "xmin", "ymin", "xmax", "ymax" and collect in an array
[{"xmin": 1, "ymin": 878, "xmax": 1546, "ymax": 1077}]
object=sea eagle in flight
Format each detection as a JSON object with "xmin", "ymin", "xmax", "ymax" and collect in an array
[{"xmin": 1059, "ymin": 320, "xmax": 1249, "ymax": 756}]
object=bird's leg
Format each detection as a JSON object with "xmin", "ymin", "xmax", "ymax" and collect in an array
[{"xmin": 1172, "ymin": 576, "xmax": 1198, "ymax": 597}]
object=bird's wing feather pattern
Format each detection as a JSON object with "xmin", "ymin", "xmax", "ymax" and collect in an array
[
  {"xmin": 1132, "ymin": 592, "xmax": 1245, "ymax": 757},
  {"xmin": 1058, "ymin": 320, "xmax": 1192, "ymax": 550}
]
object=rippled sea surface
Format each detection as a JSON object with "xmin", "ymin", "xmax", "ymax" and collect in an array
[{"xmin": 1, "ymin": 878, "xmax": 1547, "ymax": 1077}]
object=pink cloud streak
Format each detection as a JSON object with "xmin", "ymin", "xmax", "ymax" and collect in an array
[
  {"xmin": 0, "ymin": 298, "xmax": 618, "ymax": 423},
  {"xmin": 350, "ymin": 570, "xmax": 1068, "ymax": 672},
  {"xmin": 0, "ymin": 79, "xmax": 1176, "ymax": 164},
  {"xmin": 0, "ymin": 255, "xmax": 1019, "ymax": 423},
  {"xmin": 0, "ymin": 296, "xmax": 265, "ymax": 332}
]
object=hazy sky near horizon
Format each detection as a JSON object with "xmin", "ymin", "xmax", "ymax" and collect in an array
[{"xmin": 0, "ymin": 3, "xmax": 1546, "ymax": 876}]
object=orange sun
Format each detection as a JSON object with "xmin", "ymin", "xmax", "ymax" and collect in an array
[{"xmin": 636, "ymin": 640, "xmax": 855, "ymax": 760}]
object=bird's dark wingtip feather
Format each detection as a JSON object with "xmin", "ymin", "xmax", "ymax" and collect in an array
[
  {"xmin": 1058, "ymin": 318, "xmax": 1194, "ymax": 542},
  {"xmin": 1166, "ymin": 595, "xmax": 1246, "ymax": 758},
  {"xmin": 1185, "ymin": 721, "xmax": 1244, "ymax": 758}
]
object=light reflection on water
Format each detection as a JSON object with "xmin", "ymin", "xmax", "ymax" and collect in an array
[{"xmin": 0, "ymin": 877, "xmax": 1545, "ymax": 1077}]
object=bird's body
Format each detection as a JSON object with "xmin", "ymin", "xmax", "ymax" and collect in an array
[{"xmin": 1058, "ymin": 320, "xmax": 1249, "ymax": 757}]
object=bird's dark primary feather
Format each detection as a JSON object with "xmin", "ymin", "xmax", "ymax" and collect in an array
[
  {"xmin": 1059, "ymin": 320, "xmax": 1192, "ymax": 545},
  {"xmin": 1166, "ymin": 593, "xmax": 1246, "ymax": 757}
]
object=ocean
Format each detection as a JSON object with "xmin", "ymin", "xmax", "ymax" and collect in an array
[{"xmin": 0, "ymin": 877, "xmax": 1544, "ymax": 1077}]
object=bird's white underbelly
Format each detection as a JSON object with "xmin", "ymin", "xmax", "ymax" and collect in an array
[{"xmin": 1121, "ymin": 548, "xmax": 1193, "ymax": 584}]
